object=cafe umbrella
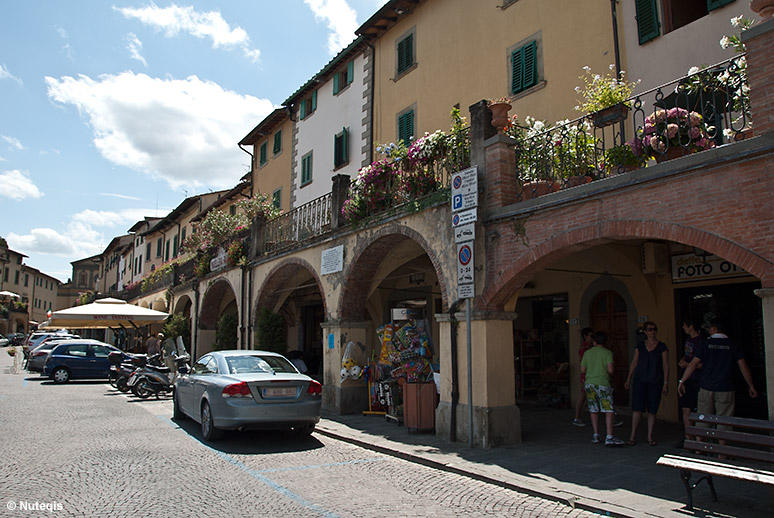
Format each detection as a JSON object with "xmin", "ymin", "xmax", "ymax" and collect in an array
[{"xmin": 42, "ymin": 297, "xmax": 168, "ymax": 329}]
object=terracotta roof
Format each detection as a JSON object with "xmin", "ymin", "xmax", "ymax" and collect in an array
[
  {"xmin": 356, "ymin": 0, "xmax": 423, "ymax": 37},
  {"xmin": 239, "ymin": 108, "xmax": 288, "ymax": 146}
]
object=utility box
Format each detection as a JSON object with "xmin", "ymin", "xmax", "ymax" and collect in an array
[{"xmin": 403, "ymin": 381, "xmax": 437, "ymax": 432}]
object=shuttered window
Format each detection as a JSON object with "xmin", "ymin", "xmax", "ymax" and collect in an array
[
  {"xmin": 259, "ymin": 142, "xmax": 267, "ymax": 165},
  {"xmin": 398, "ymin": 110, "xmax": 414, "ymax": 144},
  {"xmin": 273, "ymin": 130, "xmax": 282, "ymax": 155},
  {"xmin": 299, "ymin": 90, "xmax": 317, "ymax": 120},
  {"xmin": 301, "ymin": 153, "xmax": 313, "ymax": 185},
  {"xmin": 707, "ymin": 0, "xmax": 734, "ymax": 11},
  {"xmin": 511, "ymin": 41, "xmax": 537, "ymax": 95},
  {"xmin": 334, "ymin": 127, "xmax": 349, "ymax": 168},
  {"xmin": 397, "ymin": 33, "xmax": 414, "ymax": 75},
  {"xmin": 145, "ymin": 243, "xmax": 151, "ymax": 260},
  {"xmin": 333, "ymin": 60, "xmax": 355, "ymax": 95},
  {"xmin": 272, "ymin": 189, "xmax": 281, "ymax": 209},
  {"xmin": 635, "ymin": 0, "xmax": 660, "ymax": 44}
]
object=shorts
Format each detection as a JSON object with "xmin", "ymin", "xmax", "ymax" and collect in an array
[
  {"xmin": 584, "ymin": 383, "xmax": 614, "ymax": 413},
  {"xmin": 678, "ymin": 379, "xmax": 700, "ymax": 411},
  {"xmin": 697, "ymin": 389, "xmax": 735, "ymax": 431},
  {"xmin": 631, "ymin": 378, "xmax": 663, "ymax": 414}
]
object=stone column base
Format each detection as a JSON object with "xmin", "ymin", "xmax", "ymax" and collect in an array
[
  {"xmin": 436, "ymin": 401, "xmax": 522, "ymax": 447},
  {"xmin": 322, "ymin": 383, "xmax": 369, "ymax": 415}
]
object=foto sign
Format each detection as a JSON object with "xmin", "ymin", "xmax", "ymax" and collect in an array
[
  {"xmin": 451, "ymin": 166, "xmax": 478, "ymax": 213},
  {"xmin": 671, "ymin": 253, "xmax": 747, "ymax": 283}
]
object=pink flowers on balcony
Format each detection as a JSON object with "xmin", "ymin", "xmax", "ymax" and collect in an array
[{"xmin": 642, "ymin": 108, "xmax": 715, "ymax": 157}]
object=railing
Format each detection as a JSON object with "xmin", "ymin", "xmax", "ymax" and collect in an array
[
  {"xmin": 513, "ymin": 56, "xmax": 750, "ymax": 201},
  {"xmin": 262, "ymin": 193, "xmax": 332, "ymax": 254}
]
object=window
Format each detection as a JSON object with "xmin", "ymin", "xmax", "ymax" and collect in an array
[
  {"xmin": 92, "ymin": 345, "xmax": 112, "ymax": 358},
  {"xmin": 165, "ymin": 240, "xmax": 170, "ymax": 261},
  {"xmin": 156, "ymin": 238, "xmax": 162, "ymax": 258},
  {"xmin": 3, "ymin": 268, "xmax": 7, "ymax": 282},
  {"xmin": 333, "ymin": 60, "xmax": 355, "ymax": 95},
  {"xmin": 173, "ymin": 235, "xmax": 179, "ymax": 258},
  {"xmin": 334, "ymin": 127, "xmax": 349, "ymax": 168},
  {"xmin": 299, "ymin": 90, "xmax": 317, "ymax": 120},
  {"xmin": 145, "ymin": 243, "xmax": 151, "ymax": 260},
  {"xmin": 134, "ymin": 257, "xmax": 138, "ymax": 274},
  {"xmin": 396, "ymin": 31, "xmax": 415, "ymax": 76},
  {"xmin": 511, "ymin": 40, "xmax": 538, "ymax": 95},
  {"xmin": 229, "ymin": 205, "xmax": 236, "ymax": 216},
  {"xmin": 64, "ymin": 344, "xmax": 89, "ymax": 357},
  {"xmin": 273, "ymin": 130, "xmax": 282, "ymax": 155},
  {"xmin": 14, "ymin": 271, "xmax": 19, "ymax": 284},
  {"xmin": 637, "ymin": 0, "xmax": 734, "ymax": 43},
  {"xmin": 397, "ymin": 110, "xmax": 414, "ymax": 144},
  {"xmin": 259, "ymin": 142, "xmax": 267, "ymax": 166},
  {"xmin": 301, "ymin": 152, "xmax": 313, "ymax": 186},
  {"xmin": 181, "ymin": 227, "xmax": 186, "ymax": 246},
  {"xmin": 272, "ymin": 189, "xmax": 281, "ymax": 209},
  {"xmin": 137, "ymin": 255, "xmax": 142, "ymax": 272},
  {"xmin": 24, "ymin": 274, "xmax": 28, "ymax": 287}
]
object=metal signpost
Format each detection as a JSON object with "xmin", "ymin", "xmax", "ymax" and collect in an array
[{"xmin": 451, "ymin": 166, "xmax": 477, "ymax": 447}]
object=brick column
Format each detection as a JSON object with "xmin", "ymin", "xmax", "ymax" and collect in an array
[
  {"xmin": 484, "ymin": 134, "xmax": 519, "ymax": 211},
  {"xmin": 330, "ymin": 174, "xmax": 351, "ymax": 230},
  {"xmin": 754, "ymin": 288, "xmax": 774, "ymax": 421},
  {"xmin": 742, "ymin": 18, "xmax": 774, "ymax": 134}
]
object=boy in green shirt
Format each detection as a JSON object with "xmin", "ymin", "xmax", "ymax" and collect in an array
[{"xmin": 580, "ymin": 331, "xmax": 625, "ymax": 446}]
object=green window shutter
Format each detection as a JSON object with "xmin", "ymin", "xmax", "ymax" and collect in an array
[
  {"xmin": 165, "ymin": 241, "xmax": 170, "ymax": 261},
  {"xmin": 397, "ymin": 33, "xmax": 414, "ymax": 74},
  {"xmin": 333, "ymin": 72, "xmax": 340, "ymax": 95},
  {"xmin": 145, "ymin": 243, "xmax": 151, "ymax": 259},
  {"xmin": 302, "ymin": 154, "xmax": 312, "ymax": 184},
  {"xmin": 273, "ymin": 130, "xmax": 281, "ymax": 154},
  {"xmin": 173, "ymin": 235, "xmax": 178, "ymax": 257},
  {"xmin": 523, "ymin": 41, "xmax": 537, "ymax": 90},
  {"xmin": 259, "ymin": 142, "xmax": 267, "ymax": 164},
  {"xmin": 299, "ymin": 100, "xmax": 306, "ymax": 120},
  {"xmin": 707, "ymin": 0, "xmax": 734, "ymax": 11},
  {"xmin": 272, "ymin": 189, "xmax": 281, "ymax": 209},
  {"xmin": 635, "ymin": 0, "xmax": 660, "ymax": 45},
  {"xmin": 511, "ymin": 48, "xmax": 523, "ymax": 94},
  {"xmin": 311, "ymin": 90, "xmax": 317, "ymax": 111},
  {"xmin": 511, "ymin": 41, "xmax": 537, "ymax": 95},
  {"xmin": 181, "ymin": 227, "xmax": 186, "ymax": 245},
  {"xmin": 398, "ymin": 110, "xmax": 414, "ymax": 143},
  {"xmin": 342, "ymin": 127, "xmax": 348, "ymax": 162},
  {"xmin": 157, "ymin": 239, "xmax": 162, "ymax": 257},
  {"xmin": 346, "ymin": 60, "xmax": 354, "ymax": 85}
]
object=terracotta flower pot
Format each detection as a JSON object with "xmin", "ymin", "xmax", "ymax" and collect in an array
[
  {"xmin": 563, "ymin": 175, "xmax": 593, "ymax": 188},
  {"xmin": 521, "ymin": 180, "xmax": 560, "ymax": 200},
  {"xmin": 654, "ymin": 146, "xmax": 689, "ymax": 163},
  {"xmin": 751, "ymin": 0, "xmax": 774, "ymax": 20},
  {"xmin": 489, "ymin": 102, "xmax": 512, "ymax": 132},
  {"xmin": 591, "ymin": 103, "xmax": 630, "ymax": 128}
]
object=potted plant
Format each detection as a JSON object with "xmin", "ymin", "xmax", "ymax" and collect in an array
[
  {"xmin": 575, "ymin": 65, "xmax": 640, "ymax": 128},
  {"xmin": 602, "ymin": 141, "xmax": 643, "ymax": 175},
  {"xmin": 488, "ymin": 97, "xmax": 512, "ymax": 132},
  {"xmin": 641, "ymin": 107, "xmax": 715, "ymax": 162}
]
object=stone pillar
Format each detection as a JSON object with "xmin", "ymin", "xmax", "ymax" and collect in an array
[
  {"xmin": 742, "ymin": 18, "xmax": 774, "ymax": 134},
  {"xmin": 484, "ymin": 134, "xmax": 519, "ymax": 211},
  {"xmin": 249, "ymin": 214, "xmax": 267, "ymax": 259},
  {"xmin": 469, "ymin": 100, "xmax": 497, "ymax": 180},
  {"xmin": 435, "ymin": 311, "xmax": 520, "ymax": 447},
  {"xmin": 319, "ymin": 320, "xmax": 371, "ymax": 414},
  {"xmin": 330, "ymin": 174, "xmax": 351, "ymax": 230},
  {"xmin": 754, "ymin": 288, "xmax": 774, "ymax": 420}
]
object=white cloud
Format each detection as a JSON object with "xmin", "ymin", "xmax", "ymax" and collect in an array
[
  {"xmin": 0, "ymin": 170, "xmax": 43, "ymax": 201},
  {"xmin": 125, "ymin": 32, "xmax": 147, "ymax": 66},
  {"xmin": 2, "ymin": 135, "xmax": 24, "ymax": 150},
  {"xmin": 45, "ymin": 71, "xmax": 273, "ymax": 190},
  {"xmin": 0, "ymin": 64, "xmax": 23, "ymax": 85},
  {"xmin": 304, "ymin": 0, "xmax": 358, "ymax": 55},
  {"xmin": 116, "ymin": 4, "xmax": 260, "ymax": 62},
  {"xmin": 100, "ymin": 192, "xmax": 142, "ymax": 201}
]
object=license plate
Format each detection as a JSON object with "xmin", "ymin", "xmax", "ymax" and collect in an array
[{"xmin": 262, "ymin": 387, "xmax": 296, "ymax": 398}]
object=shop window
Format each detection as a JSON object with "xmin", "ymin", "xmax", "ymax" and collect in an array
[
  {"xmin": 333, "ymin": 60, "xmax": 355, "ymax": 95},
  {"xmin": 299, "ymin": 90, "xmax": 317, "ymax": 120},
  {"xmin": 301, "ymin": 152, "xmax": 313, "ymax": 186},
  {"xmin": 273, "ymin": 130, "xmax": 282, "ymax": 155},
  {"xmin": 396, "ymin": 29, "xmax": 415, "ymax": 77},
  {"xmin": 334, "ymin": 127, "xmax": 349, "ymax": 169},
  {"xmin": 397, "ymin": 109, "xmax": 414, "ymax": 144},
  {"xmin": 259, "ymin": 142, "xmax": 267, "ymax": 166}
]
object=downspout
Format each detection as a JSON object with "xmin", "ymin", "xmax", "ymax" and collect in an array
[
  {"xmin": 238, "ymin": 144, "xmax": 254, "ymax": 198},
  {"xmin": 448, "ymin": 298, "xmax": 464, "ymax": 442}
]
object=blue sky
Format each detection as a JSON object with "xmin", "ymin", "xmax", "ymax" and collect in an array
[{"xmin": 0, "ymin": 0, "xmax": 386, "ymax": 282}]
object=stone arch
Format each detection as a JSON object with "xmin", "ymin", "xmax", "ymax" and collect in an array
[
  {"xmin": 484, "ymin": 220, "xmax": 773, "ymax": 309},
  {"xmin": 338, "ymin": 224, "xmax": 450, "ymax": 322},
  {"xmin": 173, "ymin": 294, "xmax": 193, "ymax": 316},
  {"xmin": 255, "ymin": 258, "xmax": 326, "ymax": 316},
  {"xmin": 199, "ymin": 278, "xmax": 238, "ymax": 330},
  {"xmin": 151, "ymin": 298, "xmax": 166, "ymax": 312}
]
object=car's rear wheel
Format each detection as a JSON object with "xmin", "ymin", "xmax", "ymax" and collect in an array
[
  {"xmin": 52, "ymin": 367, "xmax": 70, "ymax": 384},
  {"xmin": 293, "ymin": 424, "xmax": 315, "ymax": 437},
  {"xmin": 173, "ymin": 390, "xmax": 185, "ymax": 420},
  {"xmin": 201, "ymin": 401, "xmax": 222, "ymax": 441}
]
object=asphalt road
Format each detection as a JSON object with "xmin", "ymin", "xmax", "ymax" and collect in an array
[{"xmin": 0, "ymin": 352, "xmax": 596, "ymax": 517}]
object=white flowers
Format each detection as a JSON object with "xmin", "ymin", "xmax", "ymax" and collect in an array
[
  {"xmin": 687, "ymin": 66, "xmax": 700, "ymax": 76},
  {"xmin": 720, "ymin": 35, "xmax": 731, "ymax": 49},
  {"xmin": 731, "ymin": 15, "xmax": 744, "ymax": 28}
]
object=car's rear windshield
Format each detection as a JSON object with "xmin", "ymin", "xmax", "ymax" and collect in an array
[{"xmin": 225, "ymin": 355, "xmax": 296, "ymax": 375}]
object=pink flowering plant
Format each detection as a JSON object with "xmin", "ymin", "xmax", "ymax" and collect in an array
[{"xmin": 641, "ymin": 107, "xmax": 714, "ymax": 157}]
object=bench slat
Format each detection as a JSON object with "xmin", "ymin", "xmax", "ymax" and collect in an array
[
  {"xmin": 683, "ymin": 440, "xmax": 774, "ymax": 464},
  {"xmin": 657, "ymin": 454, "xmax": 774, "ymax": 485},
  {"xmin": 689, "ymin": 413, "xmax": 774, "ymax": 433},
  {"xmin": 685, "ymin": 426, "xmax": 774, "ymax": 449}
]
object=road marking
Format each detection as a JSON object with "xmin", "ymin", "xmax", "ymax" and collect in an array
[
  {"xmin": 157, "ymin": 416, "xmax": 340, "ymax": 518},
  {"xmin": 257, "ymin": 457, "xmax": 385, "ymax": 473}
]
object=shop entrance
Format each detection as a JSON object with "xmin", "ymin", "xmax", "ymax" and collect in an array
[
  {"xmin": 590, "ymin": 290, "xmax": 630, "ymax": 405},
  {"xmin": 675, "ymin": 281, "xmax": 767, "ymax": 419},
  {"xmin": 300, "ymin": 304, "xmax": 324, "ymax": 376},
  {"xmin": 514, "ymin": 294, "xmax": 570, "ymax": 406}
]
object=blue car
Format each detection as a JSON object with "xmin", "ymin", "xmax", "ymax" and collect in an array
[{"xmin": 43, "ymin": 340, "xmax": 129, "ymax": 384}]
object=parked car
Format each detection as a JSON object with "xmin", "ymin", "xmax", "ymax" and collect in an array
[
  {"xmin": 43, "ymin": 340, "xmax": 130, "ymax": 383},
  {"xmin": 0, "ymin": 334, "xmax": 8, "ymax": 347},
  {"xmin": 173, "ymin": 350, "xmax": 322, "ymax": 441},
  {"xmin": 27, "ymin": 335, "xmax": 80, "ymax": 372},
  {"xmin": 8, "ymin": 333, "xmax": 26, "ymax": 346}
]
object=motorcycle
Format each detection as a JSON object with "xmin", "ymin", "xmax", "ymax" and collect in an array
[
  {"xmin": 128, "ymin": 353, "xmax": 189, "ymax": 399},
  {"xmin": 108, "ymin": 352, "xmax": 141, "ymax": 392}
]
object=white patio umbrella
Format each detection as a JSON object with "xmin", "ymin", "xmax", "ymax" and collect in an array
[
  {"xmin": 42, "ymin": 297, "xmax": 168, "ymax": 329},
  {"xmin": 0, "ymin": 290, "xmax": 21, "ymax": 298}
]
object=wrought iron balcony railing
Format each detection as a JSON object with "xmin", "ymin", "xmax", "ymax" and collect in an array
[{"xmin": 261, "ymin": 193, "xmax": 332, "ymax": 255}]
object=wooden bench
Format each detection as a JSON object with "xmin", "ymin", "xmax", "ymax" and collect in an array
[{"xmin": 657, "ymin": 413, "xmax": 774, "ymax": 511}]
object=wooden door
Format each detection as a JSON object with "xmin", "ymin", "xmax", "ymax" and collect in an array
[{"xmin": 590, "ymin": 290, "xmax": 629, "ymax": 405}]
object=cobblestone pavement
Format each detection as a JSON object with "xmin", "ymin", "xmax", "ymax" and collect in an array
[{"xmin": 0, "ymin": 353, "xmax": 597, "ymax": 518}]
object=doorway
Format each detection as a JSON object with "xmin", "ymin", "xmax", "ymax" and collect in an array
[{"xmin": 590, "ymin": 290, "xmax": 629, "ymax": 405}]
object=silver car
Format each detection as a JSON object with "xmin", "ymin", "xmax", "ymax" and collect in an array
[
  {"xmin": 174, "ymin": 350, "xmax": 322, "ymax": 441},
  {"xmin": 27, "ymin": 335, "xmax": 79, "ymax": 372}
]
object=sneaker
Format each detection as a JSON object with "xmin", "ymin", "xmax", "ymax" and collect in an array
[
  {"xmin": 572, "ymin": 418, "xmax": 586, "ymax": 427},
  {"xmin": 614, "ymin": 418, "xmax": 624, "ymax": 427},
  {"xmin": 591, "ymin": 433, "xmax": 601, "ymax": 444},
  {"xmin": 605, "ymin": 436, "xmax": 626, "ymax": 447}
]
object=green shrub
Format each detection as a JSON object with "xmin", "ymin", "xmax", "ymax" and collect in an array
[
  {"xmin": 255, "ymin": 308, "xmax": 285, "ymax": 354},
  {"xmin": 214, "ymin": 312, "xmax": 239, "ymax": 351}
]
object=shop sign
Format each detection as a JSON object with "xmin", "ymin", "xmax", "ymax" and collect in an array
[
  {"xmin": 671, "ymin": 253, "xmax": 748, "ymax": 283},
  {"xmin": 451, "ymin": 208, "xmax": 477, "ymax": 227},
  {"xmin": 451, "ymin": 166, "xmax": 478, "ymax": 213},
  {"xmin": 209, "ymin": 247, "xmax": 227, "ymax": 272},
  {"xmin": 391, "ymin": 308, "xmax": 422, "ymax": 320},
  {"xmin": 454, "ymin": 222, "xmax": 475, "ymax": 243},
  {"xmin": 320, "ymin": 245, "xmax": 344, "ymax": 275}
]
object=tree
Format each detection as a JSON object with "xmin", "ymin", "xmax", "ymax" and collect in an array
[
  {"xmin": 214, "ymin": 312, "xmax": 238, "ymax": 350},
  {"xmin": 255, "ymin": 308, "xmax": 285, "ymax": 354}
]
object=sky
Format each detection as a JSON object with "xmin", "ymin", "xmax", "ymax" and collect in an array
[{"xmin": 0, "ymin": 0, "xmax": 387, "ymax": 283}]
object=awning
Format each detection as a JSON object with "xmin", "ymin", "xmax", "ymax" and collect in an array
[
  {"xmin": 42, "ymin": 297, "xmax": 168, "ymax": 329},
  {"xmin": 0, "ymin": 290, "xmax": 21, "ymax": 298}
]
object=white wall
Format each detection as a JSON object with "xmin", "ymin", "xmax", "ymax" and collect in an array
[{"xmin": 293, "ymin": 51, "xmax": 368, "ymax": 207}]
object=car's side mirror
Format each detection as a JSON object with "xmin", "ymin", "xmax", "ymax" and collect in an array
[{"xmin": 178, "ymin": 364, "xmax": 189, "ymax": 375}]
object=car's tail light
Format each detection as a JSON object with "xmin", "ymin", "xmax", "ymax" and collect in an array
[
  {"xmin": 222, "ymin": 381, "xmax": 251, "ymax": 398},
  {"xmin": 32, "ymin": 351, "xmax": 47, "ymax": 358},
  {"xmin": 307, "ymin": 380, "xmax": 322, "ymax": 395}
]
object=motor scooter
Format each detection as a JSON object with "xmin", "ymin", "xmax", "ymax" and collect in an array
[{"xmin": 128, "ymin": 353, "xmax": 190, "ymax": 399}]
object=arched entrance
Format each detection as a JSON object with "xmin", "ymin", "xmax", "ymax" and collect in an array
[
  {"xmin": 199, "ymin": 278, "xmax": 239, "ymax": 357},
  {"xmin": 590, "ymin": 290, "xmax": 629, "ymax": 405}
]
